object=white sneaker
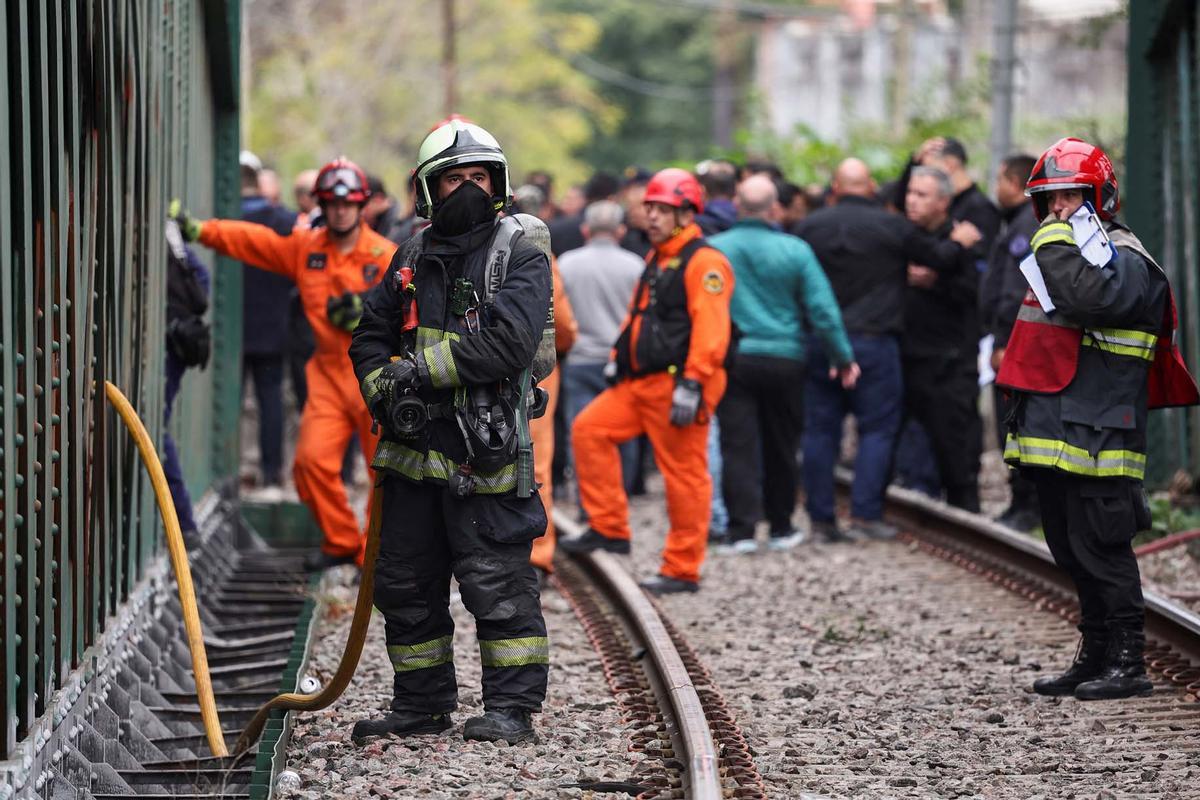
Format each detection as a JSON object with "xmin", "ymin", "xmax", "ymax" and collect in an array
[
  {"xmin": 245, "ymin": 485, "xmax": 284, "ymax": 504},
  {"xmin": 713, "ymin": 538, "xmax": 758, "ymax": 556},
  {"xmin": 767, "ymin": 530, "xmax": 808, "ymax": 551}
]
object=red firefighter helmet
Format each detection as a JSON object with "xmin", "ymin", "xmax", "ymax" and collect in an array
[
  {"xmin": 1026, "ymin": 137, "xmax": 1119, "ymax": 220},
  {"xmin": 644, "ymin": 168, "xmax": 705, "ymax": 214},
  {"xmin": 314, "ymin": 157, "xmax": 370, "ymax": 204}
]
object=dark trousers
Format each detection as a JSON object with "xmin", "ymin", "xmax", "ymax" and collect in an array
[
  {"xmin": 374, "ymin": 476, "xmax": 550, "ymax": 714},
  {"xmin": 900, "ymin": 354, "xmax": 981, "ymax": 512},
  {"xmin": 993, "ymin": 385, "xmax": 1038, "ymax": 513},
  {"xmin": 717, "ymin": 354, "xmax": 806, "ymax": 540},
  {"xmin": 243, "ymin": 353, "xmax": 285, "ymax": 485},
  {"xmin": 804, "ymin": 334, "xmax": 903, "ymax": 522},
  {"xmin": 163, "ymin": 354, "xmax": 197, "ymax": 532},
  {"xmin": 1031, "ymin": 469, "xmax": 1147, "ymax": 635}
]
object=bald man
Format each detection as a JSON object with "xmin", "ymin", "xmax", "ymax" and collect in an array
[
  {"xmin": 708, "ymin": 176, "xmax": 856, "ymax": 553},
  {"xmin": 795, "ymin": 159, "xmax": 978, "ymax": 542}
]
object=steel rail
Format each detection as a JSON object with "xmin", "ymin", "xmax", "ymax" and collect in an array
[
  {"xmin": 554, "ymin": 511, "xmax": 722, "ymax": 800},
  {"xmin": 836, "ymin": 468, "xmax": 1200, "ymax": 671}
]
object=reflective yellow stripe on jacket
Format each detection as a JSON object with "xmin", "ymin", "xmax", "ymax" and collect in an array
[
  {"xmin": 1082, "ymin": 327, "xmax": 1157, "ymax": 362},
  {"xmin": 1031, "ymin": 221, "xmax": 1075, "ymax": 253},
  {"xmin": 1004, "ymin": 434, "xmax": 1146, "ymax": 480},
  {"xmin": 373, "ymin": 440, "xmax": 517, "ymax": 493}
]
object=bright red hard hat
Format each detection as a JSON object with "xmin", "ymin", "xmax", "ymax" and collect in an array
[
  {"xmin": 1026, "ymin": 137, "xmax": 1119, "ymax": 220},
  {"xmin": 644, "ymin": 168, "xmax": 705, "ymax": 214},
  {"xmin": 314, "ymin": 157, "xmax": 370, "ymax": 204}
]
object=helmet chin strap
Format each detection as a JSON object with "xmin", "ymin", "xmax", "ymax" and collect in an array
[{"xmin": 671, "ymin": 209, "xmax": 686, "ymax": 238}]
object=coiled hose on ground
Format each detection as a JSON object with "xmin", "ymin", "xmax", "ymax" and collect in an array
[
  {"xmin": 232, "ymin": 487, "xmax": 383, "ymax": 756},
  {"xmin": 103, "ymin": 381, "xmax": 228, "ymax": 757}
]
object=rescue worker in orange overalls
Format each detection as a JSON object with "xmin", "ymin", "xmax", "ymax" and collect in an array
[
  {"xmin": 529, "ymin": 259, "xmax": 577, "ymax": 576},
  {"xmin": 562, "ymin": 168, "xmax": 734, "ymax": 594},
  {"xmin": 173, "ymin": 158, "xmax": 398, "ymax": 570}
]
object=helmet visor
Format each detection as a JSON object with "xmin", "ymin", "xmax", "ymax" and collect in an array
[
  {"xmin": 317, "ymin": 167, "xmax": 365, "ymax": 195},
  {"xmin": 1025, "ymin": 181, "xmax": 1092, "ymax": 197}
]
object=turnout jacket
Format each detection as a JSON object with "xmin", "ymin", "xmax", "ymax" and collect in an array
[
  {"xmin": 996, "ymin": 218, "xmax": 1198, "ymax": 481},
  {"xmin": 350, "ymin": 223, "xmax": 552, "ymax": 494}
]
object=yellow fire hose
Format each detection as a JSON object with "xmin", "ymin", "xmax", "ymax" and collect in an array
[
  {"xmin": 232, "ymin": 487, "xmax": 383, "ymax": 755},
  {"xmin": 103, "ymin": 381, "xmax": 228, "ymax": 757}
]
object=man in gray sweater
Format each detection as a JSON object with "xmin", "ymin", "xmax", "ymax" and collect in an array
[{"xmin": 558, "ymin": 201, "xmax": 645, "ymax": 494}]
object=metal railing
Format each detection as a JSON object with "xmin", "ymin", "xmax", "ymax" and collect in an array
[{"xmin": 1, "ymin": 0, "xmax": 241, "ymax": 760}]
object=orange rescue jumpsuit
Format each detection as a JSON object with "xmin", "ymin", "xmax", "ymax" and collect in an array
[
  {"xmin": 571, "ymin": 223, "xmax": 733, "ymax": 582},
  {"xmin": 199, "ymin": 221, "xmax": 397, "ymax": 559},
  {"xmin": 530, "ymin": 260, "xmax": 578, "ymax": 573}
]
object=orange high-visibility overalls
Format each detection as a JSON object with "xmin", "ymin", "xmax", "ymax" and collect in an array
[
  {"xmin": 199, "ymin": 221, "xmax": 397, "ymax": 560},
  {"xmin": 572, "ymin": 223, "xmax": 733, "ymax": 582},
  {"xmin": 530, "ymin": 260, "xmax": 577, "ymax": 573}
]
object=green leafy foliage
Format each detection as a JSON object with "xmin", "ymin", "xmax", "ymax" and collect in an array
[{"xmin": 244, "ymin": 0, "xmax": 616, "ymax": 195}]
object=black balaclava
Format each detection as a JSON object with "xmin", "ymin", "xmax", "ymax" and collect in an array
[{"xmin": 431, "ymin": 180, "xmax": 497, "ymax": 242}]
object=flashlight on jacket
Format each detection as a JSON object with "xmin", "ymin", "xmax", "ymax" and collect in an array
[{"xmin": 399, "ymin": 266, "xmax": 418, "ymax": 332}]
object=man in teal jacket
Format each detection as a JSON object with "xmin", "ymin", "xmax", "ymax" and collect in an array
[{"xmin": 709, "ymin": 175, "xmax": 859, "ymax": 553}]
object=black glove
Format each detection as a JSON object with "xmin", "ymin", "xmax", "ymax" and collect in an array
[
  {"xmin": 326, "ymin": 292, "xmax": 364, "ymax": 332},
  {"xmin": 668, "ymin": 377, "xmax": 702, "ymax": 426},
  {"xmin": 373, "ymin": 358, "xmax": 420, "ymax": 409}
]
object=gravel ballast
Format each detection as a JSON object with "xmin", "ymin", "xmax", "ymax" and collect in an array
[
  {"xmin": 623, "ymin": 474, "xmax": 1200, "ymax": 799},
  {"xmin": 274, "ymin": 569, "xmax": 634, "ymax": 799}
]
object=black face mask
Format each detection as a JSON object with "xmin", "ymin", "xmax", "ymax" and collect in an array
[{"xmin": 431, "ymin": 181, "xmax": 497, "ymax": 239}]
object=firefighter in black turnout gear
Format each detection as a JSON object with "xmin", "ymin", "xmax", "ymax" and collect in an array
[
  {"xmin": 349, "ymin": 119, "xmax": 554, "ymax": 743},
  {"xmin": 997, "ymin": 138, "xmax": 1199, "ymax": 701}
]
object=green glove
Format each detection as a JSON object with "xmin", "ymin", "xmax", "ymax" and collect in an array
[
  {"xmin": 168, "ymin": 198, "xmax": 203, "ymax": 242},
  {"xmin": 327, "ymin": 291, "xmax": 364, "ymax": 332}
]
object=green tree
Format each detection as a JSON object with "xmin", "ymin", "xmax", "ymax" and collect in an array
[
  {"xmin": 243, "ymin": 0, "xmax": 616, "ymax": 200},
  {"xmin": 539, "ymin": 0, "xmax": 753, "ymax": 174}
]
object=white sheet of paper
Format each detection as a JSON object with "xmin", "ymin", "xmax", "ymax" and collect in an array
[
  {"xmin": 1019, "ymin": 253, "xmax": 1056, "ymax": 313},
  {"xmin": 1068, "ymin": 204, "xmax": 1115, "ymax": 268}
]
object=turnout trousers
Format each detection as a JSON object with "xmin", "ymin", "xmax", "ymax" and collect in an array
[
  {"xmin": 572, "ymin": 371, "xmax": 725, "ymax": 583},
  {"xmin": 1030, "ymin": 469, "xmax": 1148, "ymax": 636},
  {"xmin": 717, "ymin": 354, "xmax": 806, "ymax": 540},
  {"xmin": 374, "ymin": 475, "xmax": 550, "ymax": 714}
]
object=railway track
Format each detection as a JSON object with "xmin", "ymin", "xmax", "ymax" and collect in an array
[
  {"xmin": 869, "ymin": 478, "xmax": 1200, "ymax": 697},
  {"xmin": 554, "ymin": 512, "xmax": 767, "ymax": 800}
]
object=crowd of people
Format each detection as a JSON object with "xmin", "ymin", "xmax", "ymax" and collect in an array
[
  {"xmin": 201, "ymin": 136, "xmax": 1067, "ymax": 577},
  {"xmin": 160, "ymin": 123, "xmax": 1198, "ymax": 745}
]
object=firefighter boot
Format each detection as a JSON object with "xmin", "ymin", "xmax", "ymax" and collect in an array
[
  {"xmin": 350, "ymin": 711, "xmax": 452, "ymax": 744},
  {"xmin": 1032, "ymin": 630, "xmax": 1108, "ymax": 696},
  {"xmin": 463, "ymin": 708, "xmax": 535, "ymax": 744},
  {"xmin": 1074, "ymin": 629, "xmax": 1154, "ymax": 701}
]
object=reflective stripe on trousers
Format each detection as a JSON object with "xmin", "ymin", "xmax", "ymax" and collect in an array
[
  {"xmin": 1004, "ymin": 433, "xmax": 1146, "ymax": 480},
  {"xmin": 388, "ymin": 636, "xmax": 455, "ymax": 672},
  {"xmin": 479, "ymin": 636, "xmax": 551, "ymax": 668}
]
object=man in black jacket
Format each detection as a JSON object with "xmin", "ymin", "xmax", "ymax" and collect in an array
[
  {"xmin": 349, "ymin": 119, "xmax": 552, "ymax": 744},
  {"xmin": 796, "ymin": 159, "xmax": 979, "ymax": 541},
  {"xmin": 898, "ymin": 166, "xmax": 985, "ymax": 512},
  {"xmin": 894, "ymin": 136, "xmax": 1002, "ymax": 261},
  {"xmin": 239, "ymin": 152, "xmax": 298, "ymax": 492},
  {"xmin": 981, "ymin": 153, "xmax": 1040, "ymax": 530}
]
